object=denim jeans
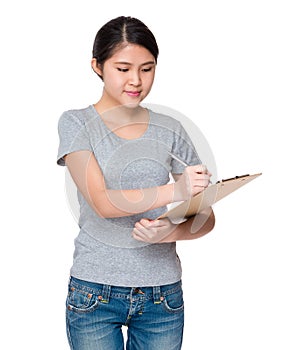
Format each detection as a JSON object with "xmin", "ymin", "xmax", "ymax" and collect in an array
[{"xmin": 66, "ymin": 276, "xmax": 184, "ymax": 350}]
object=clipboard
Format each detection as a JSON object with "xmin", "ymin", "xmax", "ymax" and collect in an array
[{"xmin": 157, "ymin": 173, "xmax": 262, "ymax": 221}]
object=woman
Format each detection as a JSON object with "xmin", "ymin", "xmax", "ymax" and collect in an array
[{"xmin": 57, "ymin": 16, "xmax": 215, "ymax": 350}]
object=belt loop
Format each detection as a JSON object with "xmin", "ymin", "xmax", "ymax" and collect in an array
[
  {"xmin": 153, "ymin": 286, "xmax": 162, "ymax": 304},
  {"xmin": 100, "ymin": 284, "xmax": 111, "ymax": 303}
]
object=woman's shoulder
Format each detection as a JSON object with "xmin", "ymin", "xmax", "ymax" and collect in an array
[
  {"xmin": 60, "ymin": 105, "xmax": 95, "ymax": 122},
  {"xmin": 148, "ymin": 108, "xmax": 182, "ymax": 130},
  {"xmin": 58, "ymin": 105, "xmax": 98, "ymax": 129}
]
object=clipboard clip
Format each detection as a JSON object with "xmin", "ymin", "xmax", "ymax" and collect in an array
[{"xmin": 216, "ymin": 174, "xmax": 250, "ymax": 184}]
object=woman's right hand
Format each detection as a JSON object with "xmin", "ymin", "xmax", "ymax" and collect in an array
[{"xmin": 173, "ymin": 164, "xmax": 212, "ymax": 201}]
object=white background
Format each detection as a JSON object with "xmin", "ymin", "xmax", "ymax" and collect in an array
[{"xmin": 1, "ymin": 0, "xmax": 283, "ymax": 349}]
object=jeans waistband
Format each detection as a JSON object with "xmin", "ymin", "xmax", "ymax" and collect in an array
[{"xmin": 69, "ymin": 276, "xmax": 182, "ymax": 304}]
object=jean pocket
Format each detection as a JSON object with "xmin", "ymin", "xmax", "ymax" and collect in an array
[
  {"xmin": 66, "ymin": 286, "xmax": 99, "ymax": 314},
  {"xmin": 162, "ymin": 288, "xmax": 184, "ymax": 314}
]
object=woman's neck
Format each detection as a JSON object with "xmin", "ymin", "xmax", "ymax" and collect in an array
[
  {"xmin": 93, "ymin": 99, "xmax": 150, "ymax": 140},
  {"xmin": 94, "ymin": 99, "xmax": 147, "ymax": 125}
]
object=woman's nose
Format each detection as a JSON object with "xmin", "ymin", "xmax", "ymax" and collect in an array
[{"xmin": 129, "ymin": 70, "xmax": 141, "ymax": 86}]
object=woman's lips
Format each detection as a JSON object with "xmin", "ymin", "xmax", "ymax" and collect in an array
[{"xmin": 125, "ymin": 91, "xmax": 141, "ymax": 97}]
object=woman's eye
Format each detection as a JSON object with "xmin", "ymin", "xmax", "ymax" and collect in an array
[
  {"xmin": 117, "ymin": 68, "xmax": 129, "ymax": 72},
  {"xmin": 142, "ymin": 67, "xmax": 153, "ymax": 72}
]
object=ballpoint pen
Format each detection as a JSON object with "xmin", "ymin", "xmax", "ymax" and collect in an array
[
  {"xmin": 167, "ymin": 150, "xmax": 188, "ymax": 167},
  {"xmin": 167, "ymin": 150, "xmax": 212, "ymax": 184}
]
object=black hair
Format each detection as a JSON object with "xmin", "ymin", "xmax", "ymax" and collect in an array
[{"xmin": 92, "ymin": 16, "xmax": 159, "ymax": 73}]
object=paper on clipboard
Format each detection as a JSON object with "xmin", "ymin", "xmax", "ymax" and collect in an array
[{"xmin": 157, "ymin": 173, "xmax": 262, "ymax": 221}]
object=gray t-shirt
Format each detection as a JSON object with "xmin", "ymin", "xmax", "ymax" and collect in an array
[{"xmin": 57, "ymin": 105, "xmax": 200, "ymax": 286}]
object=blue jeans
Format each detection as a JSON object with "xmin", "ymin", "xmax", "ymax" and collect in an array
[{"xmin": 66, "ymin": 276, "xmax": 184, "ymax": 350}]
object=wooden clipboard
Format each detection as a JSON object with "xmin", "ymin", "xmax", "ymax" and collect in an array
[{"xmin": 157, "ymin": 173, "xmax": 262, "ymax": 221}]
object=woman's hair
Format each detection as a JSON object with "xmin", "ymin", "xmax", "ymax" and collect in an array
[{"xmin": 92, "ymin": 16, "xmax": 159, "ymax": 76}]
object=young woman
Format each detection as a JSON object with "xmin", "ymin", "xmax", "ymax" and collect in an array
[{"xmin": 57, "ymin": 16, "xmax": 215, "ymax": 350}]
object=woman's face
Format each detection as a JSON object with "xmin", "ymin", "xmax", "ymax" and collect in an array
[{"xmin": 93, "ymin": 44, "xmax": 156, "ymax": 108}]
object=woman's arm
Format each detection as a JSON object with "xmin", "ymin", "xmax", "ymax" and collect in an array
[
  {"xmin": 132, "ymin": 207, "xmax": 215, "ymax": 243},
  {"xmin": 65, "ymin": 150, "xmax": 211, "ymax": 218}
]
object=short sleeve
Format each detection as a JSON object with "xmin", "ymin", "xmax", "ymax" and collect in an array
[
  {"xmin": 171, "ymin": 121, "xmax": 201, "ymax": 174},
  {"xmin": 57, "ymin": 111, "xmax": 93, "ymax": 166}
]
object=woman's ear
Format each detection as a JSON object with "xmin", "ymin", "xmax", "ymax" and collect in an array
[{"xmin": 91, "ymin": 58, "xmax": 103, "ymax": 79}]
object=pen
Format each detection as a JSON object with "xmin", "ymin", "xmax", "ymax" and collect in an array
[
  {"xmin": 167, "ymin": 151, "xmax": 188, "ymax": 167},
  {"xmin": 167, "ymin": 150, "xmax": 212, "ymax": 184}
]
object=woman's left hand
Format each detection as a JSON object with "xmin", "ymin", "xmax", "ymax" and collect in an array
[{"xmin": 132, "ymin": 218, "xmax": 177, "ymax": 243}]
